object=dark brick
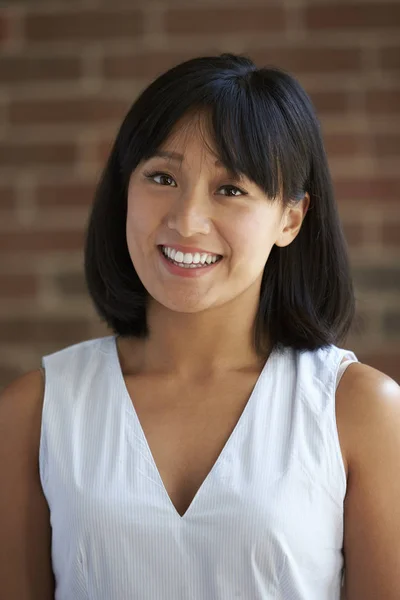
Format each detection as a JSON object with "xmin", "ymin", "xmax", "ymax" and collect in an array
[
  {"xmin": 54, "ymin": 271, "xmax": 87, "ymax": 296},
  {"xmin": 382, "ymin": 311, "xmax": 400, "ymax": 337},
  {"xmin": 324, "ymin": 133, "xmax": 365, "ymax": 156},
  {"xmin": 104, "ymin": 50, "xmax": 200, "ymax": 80},
  {"xmin": 251, "ymin": 47, "xmax": 362, "ymax": 73},
  {"xmin": 165, "ymin": 7, "xmax": 286, "ymax": 34},
  {"xmin": 0, "ymin": 141, "xmax": 77, "ymax": 168},
  {"xmin": 335, "ymin": 179, "xmax": 400, "ymax": 203},
  {"xmin": 353, "ymin": 266, "xmax": 400, "ymax": 292},
  {"xmin": 310, "ymin": 91, "xmax": 349, "ymax": 114},
  {"xmin": 373, "ymin": 134, "xmax": 400, "ymax": 156},
  {"xmin": 25, "ymin": 9, "xmax": 143, "ymax": 43},
  {"xmin": 0, "ymin": 318, "xmax": 91, "ymax": 345},
  {"xmin": 0, "ymin": 230, "xmax": 84, "ymax": 253},
  {"xmin": 0, "ymin": 55, "xmax": 81, "ymax": 83},
  {"xmin": 9, "ymin": 98, "xmax": 130, "ymax": 125},
  {"xmin": 0, "ymin": 186, "xmax": 16, "ymax": 209},
  {"xmin": 0, "ymin": 274, "xmax": 38, "ymax": 298},
  {"xmin": 382, "ymin": 222, "xmax": 400, "ymax": 246},
  {"xmin": 35, "ymin": 182, "xmax": 96, "ymax": 207},
  {"xmin": 366, "ymin": 90, "xmax": 400, "ymax": 114},
  {"xmin": 305, "ymin": 4, "xmax": 400, "ymax": 31},
  {"xmin": 380, "ymin": 46, "xmax": 400, "ymax": 70},
  {"xmin": 342, "ymin": 222, "xmax": 365, "ymax": 248}
]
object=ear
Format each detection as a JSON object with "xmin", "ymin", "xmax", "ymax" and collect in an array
[{"xmin": 275, "ymin": 193, "xmax": 310, "ymax": 248}]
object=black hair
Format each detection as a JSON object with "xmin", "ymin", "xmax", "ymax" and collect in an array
[{"xmin": 84, "ymin": 53, "xmax": 355, "ymax": 355}]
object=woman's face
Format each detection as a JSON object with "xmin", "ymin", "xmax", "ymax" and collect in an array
[{"xmin": 126, "ymin": 115, "xmax": 307, "ymax": 315}]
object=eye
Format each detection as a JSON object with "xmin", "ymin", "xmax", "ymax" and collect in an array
[
  {"xmin": 218, "ymin": 185, "xmax": 247, "ymax": 197},
  {"xmin": 144, "ymin": 171, "xmax": 177, "ymax": 187}
]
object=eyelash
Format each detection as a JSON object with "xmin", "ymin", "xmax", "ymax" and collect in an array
[{"xmin": 143, "ymin": 171, "xmax": 247, "ymax": 198}]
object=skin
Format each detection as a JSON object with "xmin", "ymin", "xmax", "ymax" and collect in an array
[
  {"xmin": 0, "ymin": 113, "xmax": 399, "ymax": 598},
  {"xmin": 125, "ymin": 113, "xmax": 308, "ymax": 375}
]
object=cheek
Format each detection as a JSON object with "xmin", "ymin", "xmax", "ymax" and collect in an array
[
  {"xmin": 228, "ymin": 209, "xmax": 278, "ymax": 261},
  {"xmin": 126, "ymin": 189, "xmax": 161, "ymax": 239}
]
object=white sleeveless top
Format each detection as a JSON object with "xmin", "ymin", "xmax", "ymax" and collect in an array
[{"xmin": 40, "ymin": 335, "xmax": 357, "ymax": 599}]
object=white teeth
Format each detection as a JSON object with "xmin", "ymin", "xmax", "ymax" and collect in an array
[{"xmin": 161, "ymin": 246, "xmax": 220, "ymax": 268}]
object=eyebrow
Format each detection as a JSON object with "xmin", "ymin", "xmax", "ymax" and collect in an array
[{"xmin": 149, "ymin": 150, "xmax": 243, "ymax": 180}]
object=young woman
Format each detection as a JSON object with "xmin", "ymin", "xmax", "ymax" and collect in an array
[{"xmin": 1, "ymin": 53, "xmax": 399, "ymax": 600}]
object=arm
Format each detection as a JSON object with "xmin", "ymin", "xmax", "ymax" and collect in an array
[
  {"xmin": 336, "ymin": 362, "xmax": 400, "ymax": 599},
  {"xmin": 0, "ymin": 371, "xmax": 55, "ymax": 599}
]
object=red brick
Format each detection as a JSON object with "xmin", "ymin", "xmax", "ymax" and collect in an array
[
  {"xmin": 0, "ymin": 141, "xmax": 76, "ymax": 167},
  {"xmin": 380, "ymin": 47, "xmax": 400, "ymax": 70},
  {"xmin": 0, "ymin": 14, "xmax": 8, "ymax": 45},
  {"xmin": 373, "ymin": 134, "xmax": 400, "ymax": 156},
  {"xmin": 165, "ymin": 7, "xmax": 286, "ymax": 34},
  {"xmin": 104, "ymin": 50, "xmax": 201, "ymax": 80},
  {"xmin": 309, "ymin": 91, "xmax": 349, "ymax": 114},
  {"xmin": 24, "ymin": 9, "xmax": 143, "ymax": 43},
  {"xmin": 0, "ymin": 230, "xmax": 84, "ymax": 253},
  {"xmin": 305, "ymin": 4, "xmax": 400, "ymax": 31},
  {"xmin": 0, "ymin": 186, "xmax": 16, "ymax": 209},
  {"xmin": 0, "ymin": 274, "xmax": 38, "ymax": 299},
  {"xmin": 324, "ymin": 133, "xmax": 365, "ymax": 156},
  {"xmin": 342, "ymin": 222, "xmax": 365, "ymax": 248},
  {"xmin": 0, "ymin": 55, "xmax": 81, "ymax": 84},
  {"xmin": 335, "ymin": 178, "xmax": 400, "ymax": 203},
  {"xmin": 35, "ymin": 182, "xmax": 96, "ymax": 208},
  {"xmin": 97, "ymin": 139, "xmax": 113, "ymax": 164},
  {"xmin": 382, "ymin": 222, "xmax": 400, "ymax": 247},
  {"xmin": 0, "ymin": 317, "xmax": 91, "ymax": 345},
  {"xmin": 9, "ymin": 98, "xmax": 129, "ymax": 125},
  {"xmin": 251, "ymin": 47, "xmax": 362, "ymax": 73},
  {"xmin": 366, "ymin": 90, "xmax": 400, "ymax": 113},
  {"xmin": 54, "ymin": 271, "xmax": 87, "ymax": 296}
]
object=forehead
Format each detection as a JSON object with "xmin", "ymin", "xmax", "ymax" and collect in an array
[{"xmin": 158, "ymin": 111, "xmax": 219, "ymax": 162}]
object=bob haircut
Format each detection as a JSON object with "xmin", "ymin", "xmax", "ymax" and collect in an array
[{"xmin": 84, "ymin": 53, "xmax": 355, "ymax": 355}]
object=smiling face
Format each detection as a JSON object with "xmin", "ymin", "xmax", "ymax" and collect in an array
[{"xmin": 126, "ymin": 113, "xmax": 308, "ymax": 316}]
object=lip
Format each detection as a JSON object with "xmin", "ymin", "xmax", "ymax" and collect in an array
[
  {"xmin": 158, "ymin": 243, "xmax": 222, "ymax": 257},
  {"xmin": 158, "ymin": 246, "xmax": 222, "ymax": 278}
]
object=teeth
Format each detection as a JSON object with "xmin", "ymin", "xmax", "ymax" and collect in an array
[{"xmin": 161, "ymin": 246, "xmax": 220, "ymax": 267}]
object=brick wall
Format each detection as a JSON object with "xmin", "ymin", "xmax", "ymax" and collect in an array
[{"xmin": 0, "ymin": 0, "xmax": 399, "ymax": 387}]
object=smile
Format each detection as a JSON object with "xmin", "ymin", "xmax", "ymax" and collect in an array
[{"xmin": 160, "ymin": 245, "xmax": 222, "ymax": 269}]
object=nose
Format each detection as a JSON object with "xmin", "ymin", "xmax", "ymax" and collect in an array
[{"xmin": 166, "ymin": 187, "xmax": 211, "ymax": 237}]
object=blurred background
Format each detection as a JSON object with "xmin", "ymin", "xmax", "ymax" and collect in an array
[{"xmin": 0, "ymin": 0, "xmax": 399, "ymax": 388}]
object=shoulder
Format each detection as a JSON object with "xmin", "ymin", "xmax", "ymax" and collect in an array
[
  {"xmin": 336, "ymin": 361, "xmax": 400, "ymax": 471},
  {"xmin": 336, "ymin": 362, "xmax": 400, "ymax": 598},
  {"xmin": 0, "ymin": 371, "xmax": 55, "ymax": 597},
  {"xmin": 0, "ymin": 370, "xmax": 45, "ymax": 450}
]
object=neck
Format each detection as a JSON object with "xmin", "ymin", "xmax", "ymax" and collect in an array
[{"xmin": 118, "ymin": 293, "xmax": 268, "ymax": 377}]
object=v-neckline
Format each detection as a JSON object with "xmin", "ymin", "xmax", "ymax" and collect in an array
[{"xmin": 110, "ymin": 335, "xmax": 278, "ymax": 520}]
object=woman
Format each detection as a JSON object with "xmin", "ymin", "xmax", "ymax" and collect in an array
[{"xmin": 1, "ymin": 53, "xmax": 399, "ymax": 599}]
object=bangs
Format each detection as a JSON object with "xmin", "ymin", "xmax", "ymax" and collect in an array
[
  {"xmin": 208, "ymin": 72, "xmax": 311, "ymax": 203},
  {"xmin": 121, "ymin": 66, "xmax": 312, "ymax": 204}
]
